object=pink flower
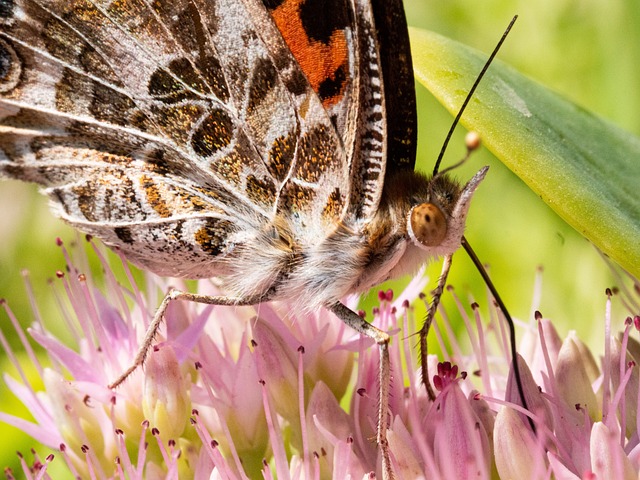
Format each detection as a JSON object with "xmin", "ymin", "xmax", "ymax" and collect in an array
[{"xmin": 1, "ymin": 240, "xmax": 639, "ymax": 479}]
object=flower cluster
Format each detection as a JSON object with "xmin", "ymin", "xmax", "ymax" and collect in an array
[{"xmin": 1, "ymin": 239, "xmax": 639, "ymax": 479}]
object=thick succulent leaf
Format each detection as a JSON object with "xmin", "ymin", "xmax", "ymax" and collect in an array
[{"xmin": 409, "ymin": 27, "xmax": 640, "ymax": 278}]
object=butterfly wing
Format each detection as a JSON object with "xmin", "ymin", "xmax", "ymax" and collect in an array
[
  {"xmin": 369, "ymin": 0, "xmax": 417, "ymax": 175},
  {"xmin": 266, "ymin": 0, "xmax": 417, "ymax": 222},
  {"xmin": 348, "ymin": 0, "xmax": 417, "ymax": 220},
  {"xmin": 0, "ymin": 0, "xmax": 354, "ymax": 278}
]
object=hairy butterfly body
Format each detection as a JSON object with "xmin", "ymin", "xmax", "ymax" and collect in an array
[{"xmin": 0, "ymin": 0, "xmax": 488, "ymax": 476}]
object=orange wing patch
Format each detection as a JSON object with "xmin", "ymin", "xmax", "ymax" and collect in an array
[{"xmin": 268, "ymin": 0, "xmax": 350, "ymax": 108}]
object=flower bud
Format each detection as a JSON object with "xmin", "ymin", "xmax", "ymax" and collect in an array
[
  {"xmin": 494, "ymin": 406, "xmax": 546, "ymax": 479},
  {"xmin": 142, "ymin": 345, "xmax": 190, "ymax": 440},
  {"xmin": 556, "ymin": 337, "xmax": 599, "ymax": 420}
]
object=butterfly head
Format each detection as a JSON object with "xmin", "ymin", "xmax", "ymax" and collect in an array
[{"xmin": 407, "ymin": 166, "xmax": 489, "ymax": 253}]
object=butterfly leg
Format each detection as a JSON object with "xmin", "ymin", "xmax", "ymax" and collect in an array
[
  {"xmin": 419, "ymin": 253, "xmax": 454, "ymax": 401},
  {"xmin": 108, "ymin": 289, "xmax": 268, "ymax": 389},
  {"xmin": 328, "ymin": 302, "xmax": 394, "ymax": 479}
]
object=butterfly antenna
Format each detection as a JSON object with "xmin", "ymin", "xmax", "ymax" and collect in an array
[
  {"xmin": 432, "ymin": 15, "xmax": 518, "ymax": 176},
  {"xmin": 461, "ymin": 236, "xmax": 535, "ymax": 432},
  {"xmin": 430, "ymin": 15, "xmax": 534, "ymax": 430}
]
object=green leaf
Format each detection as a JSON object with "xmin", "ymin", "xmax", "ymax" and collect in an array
[{"xmin": 409, "ymin": 26, "xmax": 640, "ymax": 278}]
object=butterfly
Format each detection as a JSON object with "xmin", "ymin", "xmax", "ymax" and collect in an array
[{"xmin": 0, "ymin": 0, "xmax": 490, "ymax": 476}]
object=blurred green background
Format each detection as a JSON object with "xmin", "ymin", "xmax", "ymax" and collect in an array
[{"xmin": 1, "ymin": 0, "xmax": 639, "ymax": 475}]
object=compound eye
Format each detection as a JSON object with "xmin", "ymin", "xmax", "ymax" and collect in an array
[{"xmin": 409, "ymin": 203, "xmax": 447, "ymax": 247}]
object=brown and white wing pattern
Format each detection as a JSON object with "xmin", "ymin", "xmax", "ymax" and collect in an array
[
  {"xmin": 349, "ymin": 0, "xmax": 417, "ymax": 221},
  {"xmin": 0, "ymin": 0, "xmax": 351, "ymax": 278},
  {"xmin": 262, "ymin": 0, "xmax": 416, "ymax": 224}
]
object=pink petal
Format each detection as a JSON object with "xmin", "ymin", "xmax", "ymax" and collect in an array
[{"xmin": 590, "ymin": 422, "xmax": 636, "ymax": 480}]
